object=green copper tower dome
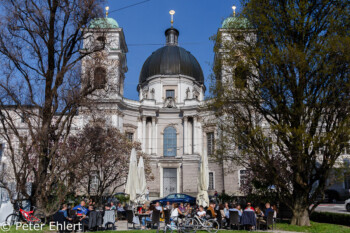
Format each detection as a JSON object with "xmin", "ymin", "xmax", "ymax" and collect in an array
[
  {"xmin": 221, "ymin": 5, "xmax": 252, "ymax": 29},
  {"xmin": 89, "ymin": 6, "xmax": 119, "ymax": 29},
  {"xmin": 222, "ymin": 16, "xmax": 252, "ymax": 29},
  {"xmin": 89, "ymin": 18, "xmax": 119, "ymax": 29}
]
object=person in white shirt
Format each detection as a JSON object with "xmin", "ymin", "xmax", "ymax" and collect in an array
[
  {"xmin": 197, "ymin": 206, "xmax": 206, "ymax": 218},
  {"xmin": 155, "ymin": 202, "xmax": 163, "ymax": 211},
  {"xmin": 171, "ymin": 203, "xmax": 183, "ymax": 223}
]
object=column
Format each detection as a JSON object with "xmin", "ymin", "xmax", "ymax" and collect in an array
[
  {"xmin": 188, "ymin": 118, "xmax": 192, "ymax": 154},
  {"xmin": 197, "ymin": 120, "xmax": 203, "ymax": 156},
  {"xmin": 152, "ymin": 117, "xmax": 156, "ymax": 154},
  {"xmin": 148, "ymin": 120, "xmax": 152, "ymax": 154},
  {"xmin": 184, "ymin": 117, "xmax": 188, "ymax": 154},
  {"xmin": 193, "ymin": 116, "xmax": 197, "ymax": 154},
  {"xmin": 142, "ymin": 116, "xmax": 146, "ymax": 152}
]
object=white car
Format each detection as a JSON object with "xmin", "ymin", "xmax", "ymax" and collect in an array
[{"xmin": 345, "ymin": 198, "xmax": 350, "ymax": 212}]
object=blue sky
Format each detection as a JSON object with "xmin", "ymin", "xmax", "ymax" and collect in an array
[{"xmin": 107, "ymin": 0, "xmax": 242, "ymax": 100}]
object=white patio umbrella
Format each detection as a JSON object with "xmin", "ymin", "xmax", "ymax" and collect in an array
[
  {"xmin": 197, "ymin": 149, "xmax": 210, "ymax": 207},
  {"xmin": 125, "ymin": 148, "xmax": 140, "ymax": 203},
  {"xmin": 137, "ymin": 156, "xmax": 147, "ymax": 203}
]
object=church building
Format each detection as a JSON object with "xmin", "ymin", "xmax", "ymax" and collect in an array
[{"xmin": 73, "ymin": 8, "xmax": 253, "ymax": 199}]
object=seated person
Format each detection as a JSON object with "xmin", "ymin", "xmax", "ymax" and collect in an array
[
  {"xmin": 171, "ymin": 203, "xmax": 183, "ymax": 223},
  {"xmin": 164, "ymin": 201, "xmax": 172, "ymax": 210},
  {"xmin": 179, "ymin": 203, "xmax": 186, "ymax": 213},
  {"xmin": 223, "ymin": 202, "xmax": 229, "ymax": 217},
  {"xmin": 184, "ymin": 204, "xmax": 192, "ymax": 217},
  {"xmin": 264, "ymin": 203, "xmax": 273, "ymax": 218},
  {"xmin": 197, "ymin": 206, "xmax": 206, "ymax": 219},
  {"xmin": 141, "ymin": 205, "xmax": 154, "ymax": 229},
  {"xmin": 155, "ymin": 202, "xmax": 163, "ymax": 211},
  {"xmin": 117, "ymin": 203, "xmax": 126, "ymax": 217},
  {"xmin": 207, "ymin": 202, "xmax": 217, "ymax": 219},
  {"xmin": 59, "ymin": 204, "xmax": 72, "ymax": 221},
  {"xmin": 110, "ymin": 202, "xmax": 116, "ymax": 210},
  {"xmin": 226, "ymin": 204, "xmax": 242, "ymax": 218},
  {"xmin": 244, "ymin": 203, "xmax": 255, "ymax": 211},
  {"xmin": 236, "ymin": 204, "xmax": 243, "ymax": 214},
  {"xmin": 255, "ymin": 206, "xmax": 265, "ymax": 224},
  {"xmin": 73, "ymin": 201, "xmax": 89, "ymax": 217},
  {"xmin": 218, "ymin": 204, "xmax": 226, "ymax": 223}
]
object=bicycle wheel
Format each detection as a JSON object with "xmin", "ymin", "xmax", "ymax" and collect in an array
[
  {"xmin": 205, "ymin": 219, "xmax": 219, "ymax": 233},
  {"xmin": 5, "ymin": 214, "xmax": 21, "ymax": 226},
  {"xmin": 184, "ymin": 218, "xmax": 199, "ymax": 230},
  {"xmin": 164, "ymin": 224, "xmax": 174, "ymax": 233},
  {"xmin": 180, "ymin": 223, "xmax": 197, "ymax": 233}
]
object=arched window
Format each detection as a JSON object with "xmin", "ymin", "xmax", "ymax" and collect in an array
[
  {"xmin": 163, "ymin": 126, "xmax": 177, "ymax": 157},
  {"xmin": 95, "ymin": 36, "xmax": 106, "ymax": 50},
  {"xmin": 94, "ymin": 67, "xmax": 107, "ymax": 89}
]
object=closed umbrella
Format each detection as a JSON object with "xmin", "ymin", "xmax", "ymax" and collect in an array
[
  {"xmin": 137, "ymin": 156, "xmax": 147, "ymax": 203},
  {"xmin": 197, "ymin": 149, "xmax": 209, "ymax": 207},
  {"xmin": 125, "ymin": 148, "xmax": 140, "ymax": 203}
]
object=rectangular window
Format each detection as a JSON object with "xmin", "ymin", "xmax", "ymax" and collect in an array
[
  {"xmin": 166, "ymin": 90, "xmax": 175, "ymax": 98},
  {"xmin": 126, "ymin": 132, "xmax": 133, "ymax": 142},
  {"xmin": 239, "ymin": 170, "xmax": 248, "ymax": 188},
  {"xmin": 91, "ymin": 174, "xmax": 99, "ymax": 191},
  {"xmin": 207, "ymin": 132, "xmax": 214, "ymax": 155},
  {"xmin": 209, "ymin": 172, "xmax": 214, "ymax": 190}
]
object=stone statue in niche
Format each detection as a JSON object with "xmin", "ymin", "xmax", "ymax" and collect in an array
[
  {"xmin": 185, "ymin": 87, "xmax": 191, "ymax": 99},
  {"xmin": 150, "ymin": 88, "xmax": 155, "ymax": 99},
  {"xmin": 142, "ymin": 87, "xmax": 149, "ymax": 99},
  {"xmin": 193, "ymin": 88, "xmax": 200, "ymax": 100}
]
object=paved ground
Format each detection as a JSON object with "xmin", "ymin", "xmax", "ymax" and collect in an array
[{"xmin": 314, "ymin": 203, "xmax": 350, "ymax": 214}]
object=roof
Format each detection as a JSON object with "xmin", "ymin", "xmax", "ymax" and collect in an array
[
  {"xmin": 89, "ymin": 18, "xmax": 119, "ymax": 29},
  {"xmin": 139, "ymin": 45, "xmax": 204, "ymax": 85},
  {"xmin": 139, "ymin": 27, "xmax": 204, "ymax": 85}
]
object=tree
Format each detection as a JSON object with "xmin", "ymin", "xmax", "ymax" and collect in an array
[
  {"xmin": 0, "ymin": 0, "xmax": 107, "ymax": 214},
  {"xmin": 63, "ymin": 120, "xmax": 152, "ymax": 205},
  {"xmin": 211, "ymin": 0, "xmax": 350, "ymax": 226}
]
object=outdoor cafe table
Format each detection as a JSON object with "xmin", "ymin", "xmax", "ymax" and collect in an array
[{"xmin": 135, "ymin": 212, "xmax": 151, "ymax": 228}]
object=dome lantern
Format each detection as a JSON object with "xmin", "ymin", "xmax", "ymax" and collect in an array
[{"xmin": 165, "ymin": 28, "xmax": 179, "ymax": 46}]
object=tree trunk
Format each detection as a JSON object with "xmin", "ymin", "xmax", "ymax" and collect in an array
[{"xmin": 290, "ymin": 201, "xmax": 311, "ymax": 226}]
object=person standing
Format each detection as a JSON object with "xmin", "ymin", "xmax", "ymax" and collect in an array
[{"xmin": 145, "ymin": 187, "xmax": 150, "ymax": 200}]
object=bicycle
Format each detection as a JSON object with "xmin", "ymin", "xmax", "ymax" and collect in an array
[
  {"xmin": 164, "ymin": 215, "xmax": 197, "ymax": 233},
  {"xmin": 5, "ymin": 204, "xmax": 46, "ymax": 226},
  {"xmin": 186, "ymin": 215, "xmax": 219, "ymax": 233}
]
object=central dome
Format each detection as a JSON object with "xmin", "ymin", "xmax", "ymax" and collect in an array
[{"xmin": 139, "ymin": 28, "xmax": 204, "ymax": 85}]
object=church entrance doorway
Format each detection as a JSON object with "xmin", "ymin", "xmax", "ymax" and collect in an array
[{"xmin": 163, "ymin": 168, "xmax": 177, "ymax": 196}]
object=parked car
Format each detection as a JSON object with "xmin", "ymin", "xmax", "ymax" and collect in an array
[
  {"xmin": 345, "ymin": 198, "xmax": 350, "ymax": 212},
  {"xmin": 151, "ymin": 193, "xmax": 196, "ymax": 205}
]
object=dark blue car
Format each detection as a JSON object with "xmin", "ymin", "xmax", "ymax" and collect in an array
[{"xmin": 151, "ymin": 193, "xmax": 196, "ymax": 205}]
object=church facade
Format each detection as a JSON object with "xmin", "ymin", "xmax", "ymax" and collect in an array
[{"xmin": 73, "ymin": 14, "xmax": 246, "ymax": 199}]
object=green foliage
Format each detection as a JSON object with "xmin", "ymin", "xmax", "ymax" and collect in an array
[
  {"xmin": 210, "ymin": 0, "xmax": 350, "ymax": 226},
  {"xmin": 115, "ymin": 194, "xmax": 130, "ymax": 204},
  {"xmin": 310, "ymin": 212, "xmax": 350, "ymax": 227}
]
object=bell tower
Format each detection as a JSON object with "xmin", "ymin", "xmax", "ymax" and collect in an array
[{"xmin": 81, "ymin": 7, "xmax": 128, "ymax": 101}]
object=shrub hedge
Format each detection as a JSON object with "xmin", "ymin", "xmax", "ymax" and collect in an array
[{"xmin": 310, "ymin": 211, "xmax": 350, "ymax": 227}]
